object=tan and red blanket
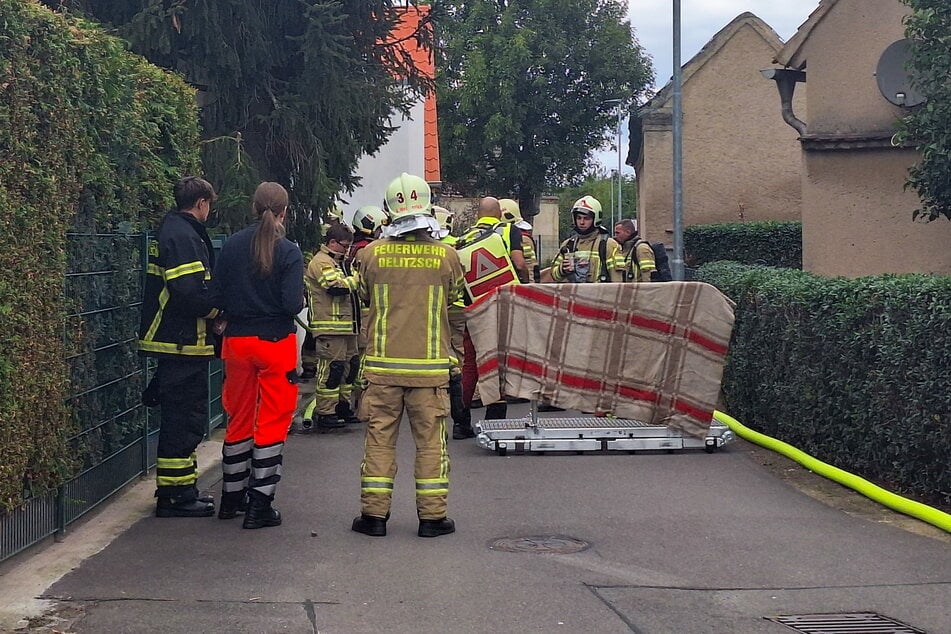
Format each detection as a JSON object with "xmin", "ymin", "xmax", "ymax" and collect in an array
[{"xmin": 465, "ymin": 282, "xmax": 735, "ymax": 437}]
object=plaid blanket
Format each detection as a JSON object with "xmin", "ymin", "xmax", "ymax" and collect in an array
[{"xmin": 465, "ymin": 282, "xmax": 736, "ymax": 437}]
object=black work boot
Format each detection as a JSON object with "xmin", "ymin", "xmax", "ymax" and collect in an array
[
  {"xmin": 218, "ymin": 490, "xmax": 248, "ymax": 520},
  {"xmin": 351, "ymin": 513, "xmax": 387, "ymax": 537},
  {"xmin": 155, "ymin": 496, "xmax": 215, "ymax": 518},
  {"xmin": 242, "ymin": 491, "xmax": 281, "ymax": 529},
  {"xmin": 452, "ymin": 408, "xmax": 475, "ymax": 440},
  {"xmin": 418, "ymin": 517, "xmax": 455, "ymax": 538},
  {"xmin": 335, "ymin": 401, "xmax": 362, "ymax": 425},
  {"xmin": 315, "ymin": 414, "xmax": 345, "ymax": 432}
]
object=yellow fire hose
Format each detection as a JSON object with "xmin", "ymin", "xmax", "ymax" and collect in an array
[{"xmin": 713, "ymin": 410, "xmax": 951, "ymax": 534}]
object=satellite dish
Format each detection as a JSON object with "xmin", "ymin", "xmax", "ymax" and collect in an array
[{"xmin": 876, "ymin": 39, "xmax": 925, "ymax": 107}]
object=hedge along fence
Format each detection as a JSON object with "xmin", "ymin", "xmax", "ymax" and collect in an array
[
  {"xmin": 0, "ymin": 1, "xmax": 200, "ymax": 512},
  {"xmin": 684, "ymin": 221, "xmax": 802, "ymax": 269},
  {"xmin": 698, "ymin": 261, "xmax": 950, "ymax": 509}
]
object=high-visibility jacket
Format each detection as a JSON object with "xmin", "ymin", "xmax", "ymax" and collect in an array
[
  {"xmin": 357, "ymin": 234, "xmax": 464, "ymax": 387},
  {"xmin": 550, "ymin": 231, "xmax": 622, "ymax": 283},
  {"xmin": 306, "ymin": 245, "xmax": 359, "ymax": 335},
  {"xmin": 138, "ymin": 210, "xmax": 219, "ymax": 358},
  {"xmin": 456, "ymin": 224, "xmax": 519, "ymax": 304},
  {"xmin": 619, "ymin": 238, "xmax": 657, "ymax": 283}
]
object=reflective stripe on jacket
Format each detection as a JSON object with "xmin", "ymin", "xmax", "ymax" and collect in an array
[
  {"xmin": 306, "ymin": 246, "xmax": 359, "ymax": 335},
  {"xmin": 138, "ymin": 210, "xmax": 218, "ymax": 358},
  {"xmin": 357, "ymin": 235, "xmax": 464, "ymax": 387}
]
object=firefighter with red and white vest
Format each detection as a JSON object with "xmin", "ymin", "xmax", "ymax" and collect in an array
[{"xmin": 351, "ymin": 173, "xmax": 464, "ymax": 539}]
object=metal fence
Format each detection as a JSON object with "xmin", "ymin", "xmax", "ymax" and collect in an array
[{"xmin": 0, "ymin": 233, "xmax": 224, "ymax": 564}]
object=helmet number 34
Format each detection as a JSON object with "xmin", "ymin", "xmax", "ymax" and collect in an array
[{"xmin": 395, "ymin": 190, "xmax": 418, "ymax": 204}]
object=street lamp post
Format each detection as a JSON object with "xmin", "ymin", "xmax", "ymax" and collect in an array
[{"xmin": 616, "ymin": 104, "xmax": 623, "ymax": 228}]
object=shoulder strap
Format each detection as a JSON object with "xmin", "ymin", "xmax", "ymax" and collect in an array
[{"xmin": 597, "ymin": 235, "xmax": 609, "ymax": 283}]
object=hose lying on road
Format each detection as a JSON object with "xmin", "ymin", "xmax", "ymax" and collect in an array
[{"xmin": 713, "ymin": 410, "xmax": 951, "ymax": 535}]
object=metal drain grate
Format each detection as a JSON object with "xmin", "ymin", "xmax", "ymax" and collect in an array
[
  {"xmin": 766, "ymin": 612, "xmax": 925, "ymax": 633},
  {"xmin": 488, "ymin": 535, "xmax": 590, "ymax": 554}
]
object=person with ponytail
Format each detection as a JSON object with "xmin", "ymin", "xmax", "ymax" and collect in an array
[{"xmin": 211, "ymin": 182, "xmax": 304, "ymax": 529}]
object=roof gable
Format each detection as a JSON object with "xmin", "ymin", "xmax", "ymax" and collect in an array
[
  {"xmin": 774, "ymin": 0, "xmax": 839, "ymax": 69},
  {"xmin": 642, "ymin": 12, "xmax": 785, "ymax": 111}
]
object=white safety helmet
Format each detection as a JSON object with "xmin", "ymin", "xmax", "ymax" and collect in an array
[
  {"xmin": 499, "ymin": 198, "xmax": 531, "ymax": 230},
  {"xmin": 432, "ymin": 205, "xmax": 454, "ymax": 233},
  {"xmin": 352, "ymin": 205, "xmax": 389, "ymax": 237},
  {"xmin": 384, "ymin": 173, "xmax": 432, "ymax": 222},
  {"xmin": 571, "ymin": 195, "xmax": 603, "ymax": 225}
]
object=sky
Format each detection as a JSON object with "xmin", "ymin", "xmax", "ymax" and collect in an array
[{"xmin": 594, "ymin": 0, "xmax": 818, "ymax": 175}]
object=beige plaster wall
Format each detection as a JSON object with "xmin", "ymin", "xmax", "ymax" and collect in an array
[
  {"xmin": 803, "ymin": 151, "xmax": 951, "ymax": 277},
  {"xmin": 800, "ymin": 0, "xmax": 910, "ymax": 134},
  {"xmin": 638, "ymin": 22, "xmax": 803, "ymax": 243}
]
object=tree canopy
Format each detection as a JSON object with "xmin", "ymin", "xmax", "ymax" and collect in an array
[
  {"xmin": 41, "ymin": 0, "xmax": 435, "ymax": 249},
  {"xmin": 899, "ymin": 0, "xmax": 951, "ymax": 222},
  {"xmin": 436, "ymin": 0, "xmax": 653, "ymax": 215}
]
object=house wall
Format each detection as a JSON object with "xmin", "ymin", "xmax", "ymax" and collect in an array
[
  {"xmin": 638, "ymin": 21, "xmax": 804, "ymax": 243},
  {"xmin": 796, "ymin": 0, "xmax": 951, "ymax": 276}
]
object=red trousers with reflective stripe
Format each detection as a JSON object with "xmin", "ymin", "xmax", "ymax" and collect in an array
[{"xmin": 222, "ymin": 334, "xmax": 299, "ymax": 446}]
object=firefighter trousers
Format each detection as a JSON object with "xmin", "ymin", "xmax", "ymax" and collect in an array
[
  {"xmin": 360, "ymin": 383, "xmax": 451, "ymax": 520},
  {"xmin": 303, "ymin": 335, "xmax": 358, "ymax": 418},
  {"xmin": 155, "ymin": 357, "xmax": 210, "ymax": 500},
  {"xmin": 221, "ymin": 334, "xmax": 298, "ymax": 500}
]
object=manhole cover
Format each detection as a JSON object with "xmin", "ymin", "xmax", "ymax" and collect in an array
[
  {"xmin": 766, "ymin": 612, "xmax": 925, "ymax": 633},
  {"xmin": 488, "ymin": 535, "xmax": 590, "ymax": 554}
]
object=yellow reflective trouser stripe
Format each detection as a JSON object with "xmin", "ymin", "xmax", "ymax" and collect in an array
[
  {"xmin": 143, "ymin": 287, "xmax": 170, "ymax": 342},
  {"xmin": 165, "ymin": 260, "xmax": 205, "ymax": 281},
  {"xmin": 361, "ymin": 477, "xmax": 394, "ymax": 494},
  {"xmin": 156, "ymin": 456, "xmax": 197, "ymax": 487},
  {"xmin": 137, "ymin": 340, "xmax": 215, "ymax": 356},
  {"xmin": 158, "ymin": 457, "xmax": 193, "ymax": 469},
  {"xmin": 415, "ymin": 478, "xmax": 449, "ymax": 495}
]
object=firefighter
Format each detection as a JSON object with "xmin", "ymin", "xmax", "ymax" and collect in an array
[
  {"xmin": 432, "ymin": 205, "xmax": 457, "ymax": 246},
  {"xmin": 212, "ymin": 182, "xmax": 304, "ymax": 528},
  {"xmin": 346, "ymin": 205, "xmax": 390, "ymax": 422},
  {"xmin": 454, "ymin": 198, "xmax": 523, "ymax": 428},
  {"xmin": 613, "ymin": 218, "xmax": 656, "ymax": 282},
  {"xmin": 431, "ymin": 205, "xmax": 471, "ymax": 437},
  {"xmin": 351, "ymin": 173, "xmax": 464, "ymax": 539},
  {"xmin": 138, "ymin": 176, "xmax": 220, "ymax": 518},
  {"xmin": 301, "ymin": 223, "xmax": 360, "ymax": 432},
  {"xmin": 550, "ymin": 195, "xmax": 622, "ymax": 284},
  {"xmin": 499, "ymin": 198, "xmax": 539, "ymax": 282}
]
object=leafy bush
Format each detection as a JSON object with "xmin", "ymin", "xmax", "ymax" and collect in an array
[
  {"xmin": 698, "ymin": 261, "xmax": 950, "ymax": 509},
  {"xmin": 0, "ymin": 1, "xmax": 199, "ymax": 511},
  {"xmin": 684, "ymin": 221, "xmax": 802, "ymax": 269}
]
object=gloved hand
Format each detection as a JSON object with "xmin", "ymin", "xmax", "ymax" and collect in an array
[
  {"xmin": 560, "ymin": 256, "xmax": 574, "ymax": 274},
  {"xmin": 326, "ymin": 285, "xmax": 351, "ymax": 296}
]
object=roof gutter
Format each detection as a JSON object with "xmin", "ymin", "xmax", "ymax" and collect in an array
[{"xmin": 761, "ymin": 68, "xmax": 807, "ymax": 136}]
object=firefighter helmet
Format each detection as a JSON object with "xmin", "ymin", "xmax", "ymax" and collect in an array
[
  {"xmin": 499, "ymin": 199, "xmax": 521, "ymax": 223},
  {"xmin": 432, "ymin": 205, "xmax": 454, "ymax": 233},
  {"xmin": 384, "ymin": 173, "xmax": 432, "ymax": 221},
  {"xmin": 571, "ymin": 195, "xmax": 602, "ymax": 225},
  {"xmin": 324, "ymin": 204, "xmax": 343, "ymax": 225},
  {"xmin": 352, "ymin": 205, "xmax": 388, "ymax": 236}
]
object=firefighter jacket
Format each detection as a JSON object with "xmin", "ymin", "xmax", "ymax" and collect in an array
[
  {"xmin": 619, "ymin": 238, "xmax": 657, "ymax": 283},
  {"xmin": 357, "ymin": 234, "xmax": 464, "ymax": 387},
  {"xmin": 550, "ymin": 230, "xmax": 622, "ymax": 283},
  {"xmin": 456, "ymin": 223, "xmax": 519, "ymax": 304},
  {"xmin": 306, "ymin": 245, "xmax": 359, "ymax": 335},
  {"xmin": 138, "ymin": 210, "xmax": 219, "ymax": 358}
]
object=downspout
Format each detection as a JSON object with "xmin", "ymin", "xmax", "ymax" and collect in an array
[{"xmin": 761, "ymin": 68, "xmax": 807, "ymax": 135}]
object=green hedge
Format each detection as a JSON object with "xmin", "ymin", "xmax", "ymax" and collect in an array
[
  {"xmin": 698, "ymin": 261, "xmax": 950, "ymax": 509},
  {"xmin": 684, "ymin": 221, "xmax": 802, "ymax": 269},
  {"xmin": 0, "ymin": 1, "xmax": 199, "ymax": 511}
]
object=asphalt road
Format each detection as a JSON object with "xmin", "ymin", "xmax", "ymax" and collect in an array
[{"xmin": 8, "ymin": 401, "xmax": 951, "ymax": 633}]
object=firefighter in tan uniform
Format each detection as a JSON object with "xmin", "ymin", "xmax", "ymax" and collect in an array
[
  {"xmin": 613, "ymin": 218, "xmax": 656, "ymax": 282},
  {"xmin": 550, "ymin": 195, "xmax": 623, "ymax": 283},
  {"xmin": 351, "ymin": 174, "xmax": 465, "ymax": 539},
  {"xmin": 301, "ymin": 223, "xmax": 359, "ymax": 432},
  {"xmin": 499, "ymin": 198, "xmax": 539, "ymax": 282}
]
